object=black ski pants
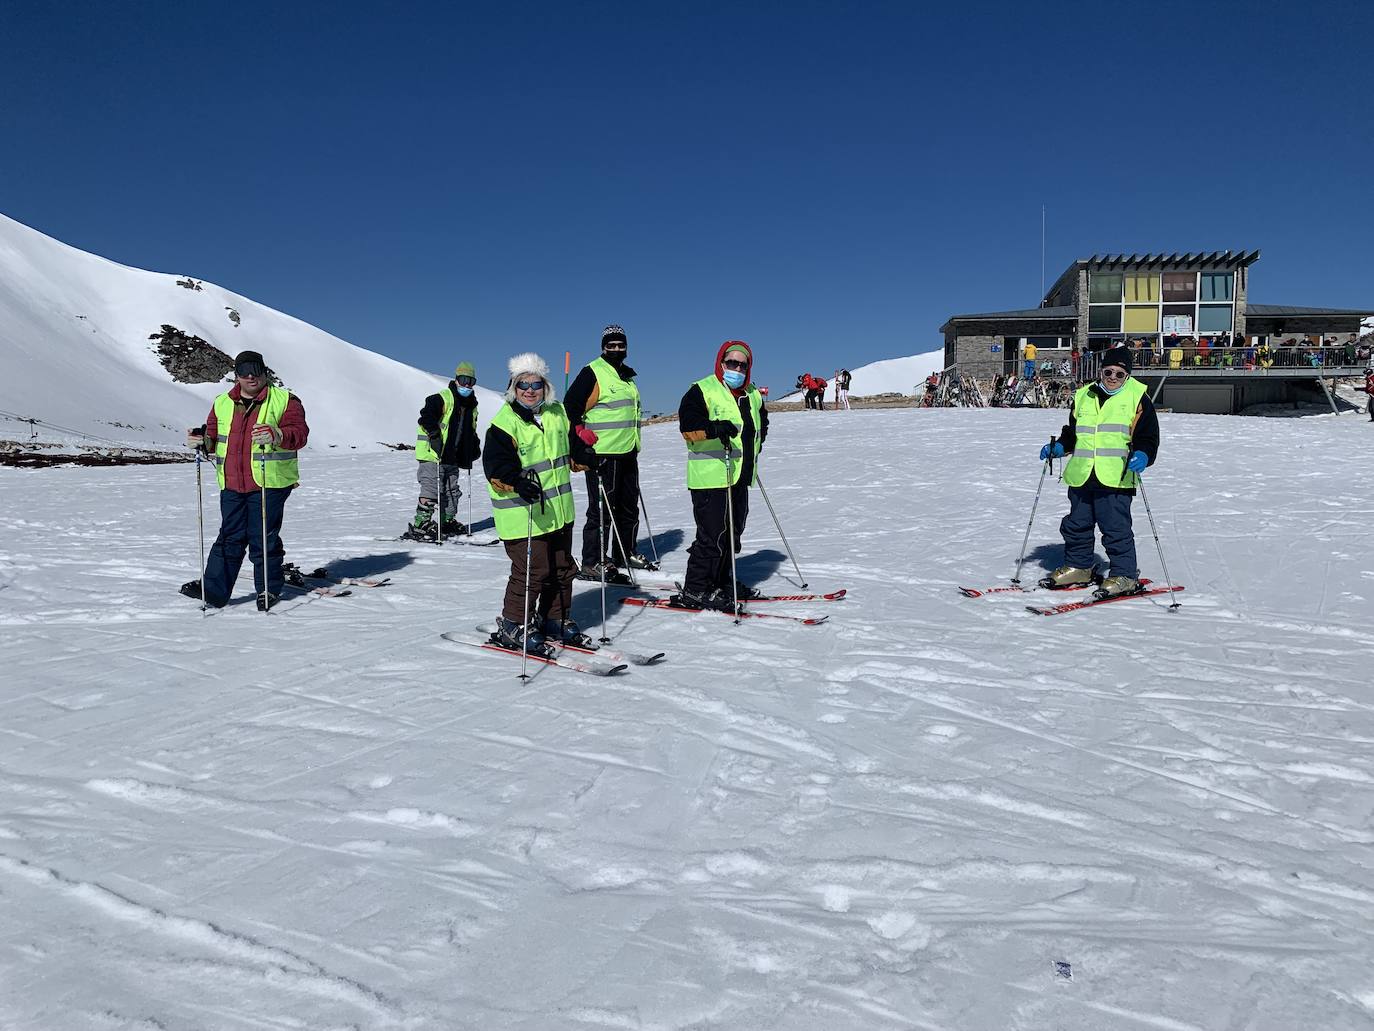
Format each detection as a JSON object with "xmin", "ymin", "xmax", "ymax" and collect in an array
[
  {"xmin": 202, "ymin": 486, "xmax": 292, "ymax": 605},
  {"xmin": 683, "ymin": 483, "xmax": 750, "ymax": 597},
  {"xmin": 581, "ymin": 453, "xmax": 640, "ymax": 567},
  {"xmin": 502, "ymin": 523, "xmax": 576, "ymax": 626}
]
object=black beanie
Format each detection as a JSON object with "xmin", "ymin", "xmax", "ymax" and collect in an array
[
  {"xmin": 234, "ymin": 350, "xmax": 266, "ymax": 375},
  {"xmin": 601, "ymin": 324, "xmax": 627, "ymax": 348},
  {"xmin": 1101, "ymin": 345, "xmax": 1133, "ymax": 373}
]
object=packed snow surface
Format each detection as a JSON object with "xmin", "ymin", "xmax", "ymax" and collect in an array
[
  {"xmin": 0, "ymin": 212, "xmax": 502, "ymax": 452},
  {"xmin": 3, "ymin": 407, "xmax": 1373, "ymax": 1029}
]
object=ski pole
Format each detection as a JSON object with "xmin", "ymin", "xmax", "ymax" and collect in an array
[
  {"xmin": 1137, "ymin": 478, "xmax": 1181, "ymax": 611},
  {"xmin": 435, "ymin": 461, "xmax": 444, "ymax": 545},
  {"xmin": 725, "ymin": 450, "xmax": 740, "ymax": 624},
  {"xmin": 519, "ymin": 505, "xmax": 534, "ymax": 681},
  {"xmin": 636, "ymin": 482, "xmax": 660, "ymax": 567},
  {"xmin": 258, "ymin": 445, "xmax": 270, "ymax": 614},
  {"xmin": 467, "ymin": 467, "xmax": 473, "ymax": 537},
  {"xmin": 195, "ymin": 445, "xmax": 207, "ymax": 610},
  {"xmin": 1012, "ymin": 435, "xmax": 1055, "ymax": 585},
  {"xmin": 596, "ymin": 467, "xmax": 610, "ymax": 643},
  {"xmin": 755, "ymin": 474, "xmax": 808, "ymax": 589}
]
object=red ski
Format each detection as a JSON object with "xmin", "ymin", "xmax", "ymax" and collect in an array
[
  {"xmin": 619, "ymin": 596, "xmax": 828, "ymax": 625},
  {"xmin": 1025, "ymin": 584, "xmax": 1183, "ymax": 616},
  {"xmin": 960, "ymin": 579, "xmax": 1151, "ymax": 599}
]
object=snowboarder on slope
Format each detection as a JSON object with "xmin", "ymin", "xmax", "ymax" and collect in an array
[
  {"xmin": 1038, "ymin": 345, "xmax": 1160, "ymax": 599},
  {"xmin": 405, "ymin": 361, "xmax": 481, "ymax": 540},
  {"xmin": 564, "ymin": 324, "xmax": 652, "ymax": 584},
  {"xmin": 182, "ymin": 350, "xmax": 309, "ymax": 609},
  {"xmin": 670, "ymin": 341, "xmax": 769, "ymax": 612},
  {"xmin": 481, "ymin": 353, "xmax": 593, "ymax": 653}
]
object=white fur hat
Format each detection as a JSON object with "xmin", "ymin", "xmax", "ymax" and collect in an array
[{"xmin": 504, "ymin": 352, "xmax": 556, "ymax": 404}]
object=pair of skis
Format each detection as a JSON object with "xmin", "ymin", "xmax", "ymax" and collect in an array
[
  {"xmin": 957, "ymin": 577, "xmax": 1183, "ymax": 615},
  {"xmin": 439, "ymin": 629, "xmax": 663, "ymax": 677},
  {"xmin": 283, "ymin": 565, "xmax": 393, "ymax": 599}
]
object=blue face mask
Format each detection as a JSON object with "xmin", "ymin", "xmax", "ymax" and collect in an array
[
  {"xmin": 1101, "ymin": 380, "xmax": 1124, "ymax": 396},
  {"xmin": 456, "ymin": 386, "xmax": 473, "ymax": 397},
  {"xmin": 722, "ymin": 369, "xmax": 746, "ymax": 389}
]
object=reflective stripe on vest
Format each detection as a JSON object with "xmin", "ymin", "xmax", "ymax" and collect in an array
[
  {"xmin": 1062, "ymin": 379, "xmax": 1147, "ymax": 489},
  {"xmin": 685, "ymin": 376, "xmax": 763, "ymax": 489},
  {"xmin": 584, "ymin": 357, "xmax": 641, "ymax": 454},
  {"xmin": 213, "ymin": 386, "xmax": 299, "ymax": 489},
  {"xmin": 486, "ymin": 402, "xmax": 575, "ymax": 539}
]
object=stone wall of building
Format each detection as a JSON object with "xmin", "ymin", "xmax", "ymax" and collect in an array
[{"xmin": 953, "ymin": 334, "xmax": 1004, "ymax": 379}]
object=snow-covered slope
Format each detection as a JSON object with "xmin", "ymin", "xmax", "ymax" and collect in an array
[
  {"xmin": 0, "ymin": 213, "xmax": 502, "ymax": 452},
  {"xmin": 781, "ymin": 346, "xmax": 945, "ymax": 400},
  {"xmin": 3, "ymin": 407, "xmax": 1372, "ymax": 1029}
]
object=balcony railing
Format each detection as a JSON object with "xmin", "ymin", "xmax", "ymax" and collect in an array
[{"xmin": 1078, "ymin": 345, "xmax": 1369, "ymax": 381}]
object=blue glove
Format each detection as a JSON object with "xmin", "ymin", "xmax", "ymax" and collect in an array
[
  {"xmin": 1126, "ymin": 451, "xmax": 1148, "ymax": 474},
  {"xmin": 1039, "ymin": 441, "xmax": 1065, "ymax": 461}
]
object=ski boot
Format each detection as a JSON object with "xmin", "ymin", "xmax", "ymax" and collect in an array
[
  {"xmin": 544, "ymin": 617, "xmax": 598, "ymax": 650},
  {"xmin": 179, "ymin": 579, "xmax": 203, "ymax": 600},
  {"xmin": 624, "ymin": 552, "xmax": 660, "ymax": 572},
  {"xmin": 1039, "ymin": 565, "xmax": 1096, "ymax": 590},
  {"xmin": 1093, "ymin": 575, "xmax": 1142, "ymax": 600},
  {"xmin": 283, "ymin": 564, "xmax": 308, "ymax": 588},
  {"xmin": 256, "ymin": 592, "xmax": 281, "ymax": 612},
  {"xmin": 668, "ymin": 587, "xmax": 738, "ymax": 614},
  {"xmin": 731, "ymin": 582, "xmax": 764, "ymax": 602},
  {"xmin": 440, "ymin": 519, "xmax": 468, "ymax": 536},
  {"xmin": 491, "ymin": 616, "xmax": 554, "ymax": 657},
  {"xmin": 400, "ymin": 520, "xmax": 438, "ymax": 542},
  {"xmin": 576, "ymin": 562, "xmax": 633, "ymax": 586}
]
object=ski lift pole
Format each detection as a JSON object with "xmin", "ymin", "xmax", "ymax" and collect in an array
[
  {"xmin": 1012, "ymin": 436, "xmax": 1055, "ymax": 585},
  {"xmin": 755, "ymin": 474, "xmax": 808, "ymax": 589}
]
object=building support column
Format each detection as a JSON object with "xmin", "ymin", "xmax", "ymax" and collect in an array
[
  {"xmin": 1150, "ymin": 373, "xmax": 1169, "ymax": 403},
  {"xmin": 1316, "ymin": 376, "xmax": 1340, "ymax": 415}
]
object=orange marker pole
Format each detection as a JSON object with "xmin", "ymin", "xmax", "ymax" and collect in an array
[{"xmin": 564, "ymin": 350, "xmax": 571, "ymax": 394}]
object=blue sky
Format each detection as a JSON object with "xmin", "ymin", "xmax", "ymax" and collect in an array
[{"xmin": 2, "ymin": 1, "xmax": 1371, "ymax": 410}]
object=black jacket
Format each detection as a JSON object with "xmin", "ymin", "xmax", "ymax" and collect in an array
[
  {"xmin": 419, "ymin": 384, "xmax": 481, "ymax": 468},
  {"xmin": 1057, "ymin": 382, "xmax": 1159, "ymax": 495},
  {"xmin": 678, "ymin": 382, "xmax": 769, "ymax": 489}
]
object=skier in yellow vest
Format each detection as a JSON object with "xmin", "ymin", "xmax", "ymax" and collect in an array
[
  {"xmin": 181, "ymin": 350, "xmax": 309, "ymax": 610},
  {"xmin": 670, "ymin": 341, "xmax": 768, "ymax": 612},
  {"xmin": 1037, "ymin": 346, "xmax": 1159, "ymax": 599},
  {"xmin": 481, "ymin": 353, "xmax": 594, "ymax": 654},
  {"xmin": 403, "ymin": 360, "xmax": 481, "ymax": 541},
  {"xmin": 565, "ymin": 325, "xmax": 653, "ymax": 583}
]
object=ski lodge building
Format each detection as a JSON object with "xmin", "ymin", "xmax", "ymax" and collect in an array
[{"xmin": 939, "ymin": 251, "xmax": 1372, "ymax": 414}]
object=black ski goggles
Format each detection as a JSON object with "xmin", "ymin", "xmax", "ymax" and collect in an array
[
  {"xmin": 235, "ymin": 361, "xmax": 266, "ymax": 378},
  {"xmin": 456, "ymin": 375, "xmax": 476, "ymax": 387}
]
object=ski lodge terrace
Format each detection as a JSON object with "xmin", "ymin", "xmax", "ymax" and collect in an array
[{"xmin": 940, "ymin": 251, "xmax": 1372, "ymax": 414}]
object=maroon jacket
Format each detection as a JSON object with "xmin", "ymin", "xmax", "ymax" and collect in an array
[{"xmin": 205, "ymin": 385, "xmax": 309, "ymax": 492}]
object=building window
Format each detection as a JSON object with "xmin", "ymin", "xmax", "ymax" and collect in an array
[
  {"xmin": 1197, "ymin": 304, "xmax": 1233, "ymax": 333},
  {"xmin": 1162, "ymin": 272, "xmax": 1196, "ymax": 302},
  {"xmin": 1089, "ymin": 306, "xmax": 1121, "ymax": 332},
  {"xmin": 1123, "ymin": 306, "xmax": 1160, "ymax": 333},
  {"xmin": 1089, "ymin": 273, "xmax": 1123, "ymax": 304},
  {"xmin": 1200, "ymin": 272, "xmax": 1234, "ymax": 302},
  {"xmin": 1124, "ymin": 273, "xmax": 1160, "ymax": 303}
]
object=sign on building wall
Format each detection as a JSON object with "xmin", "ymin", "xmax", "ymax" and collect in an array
[
  {"xmin": 990, "ymin": 344, "xmax": 1001, "ymax": 352},
  {"xmin": 1162, "ymin": 314, "xmax": 1193, "ymax": 335}
]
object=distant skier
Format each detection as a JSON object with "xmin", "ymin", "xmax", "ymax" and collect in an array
[
  {"xmin": 834, "ymin": 368, "xmax": 852, "ymax": 410},
  {"xmin": 404, "ymin": 361, "xmax": 480, "ymax": 541},
  {"xmin": 181, "ymin": 350, "xmax": 308, "ymax": 609},
  {"xmin": 1037, "ymin": 345, "xmax": 1159, "ymax": 600},
  {"xmin": 1364, "ymin": 370, "xmax": 1374, "ymax": 422},
  {"xmin": 564, "ymin": 324, "xmax": 653, "ymax": 584},
  {"xmin": 814, "ymin": 375, "xmax": 828, "ymax": 411},
  {"xmin": 670, "ymin": 341, "xmax": 768, "ymax": 612},
  {"xmin": 482, "ymin": 353, "xmax": 592, "ymax": 654}
]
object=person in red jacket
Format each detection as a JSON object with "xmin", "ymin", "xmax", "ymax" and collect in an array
[
  {"xmin": 1365, "ymin": 371, "xmax": 1374, "ymax": 422},
  {"xmin": 182, "ymin": 351, "xmax": 309, "ymax": 609}
]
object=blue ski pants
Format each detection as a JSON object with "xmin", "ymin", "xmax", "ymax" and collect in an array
[
  {"xmin": 202, "ymin": 487, "xmax": 293, "ymax": 605},
  {"xmin": 1060, "ymin": 487, "xmax": 1138, "ymax": 579}
]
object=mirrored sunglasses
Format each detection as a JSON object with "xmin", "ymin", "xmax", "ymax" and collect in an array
[{"xmin": 514, "ymin": 380, "xmax": 545, "ymax": 392}]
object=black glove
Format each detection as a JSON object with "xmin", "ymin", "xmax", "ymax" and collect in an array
[
  {"xmin": 426, "ymin": 432, "xmax": 442, "ymax": 455},
  {"xmin": 571, "ymin": 439, "xmax": 597, "ymax": 468},
  {"xmin": 514, "ymin": 474, "xmax": 543, "ymax": 504},
  {"xmin": 707, "ymin": 419, "xmax": 736, "ymax": 443}
]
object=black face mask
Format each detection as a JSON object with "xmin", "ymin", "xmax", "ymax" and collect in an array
[{"xmin": 601, "ymin": 349, "xmax": 627, "ymax": 367}]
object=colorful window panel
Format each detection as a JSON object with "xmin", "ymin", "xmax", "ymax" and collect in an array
[
  {"xmin": 1162, "ymin": 272, "xmax": 1196, "ymax": 302},
  {"xmin": 1123, "ymin": 306, "xmax": 1160, "ymax": 333},
  {"xmin": 1124, "ymin": 274, "xmax": 1160, "ymax": 303},
  {"xmin": 1088, "ymin": 305, "xmax": 1121, "ymax": 332},
  {"xmin": 1089, "ymin": 274, "xmax": 1123, "ymax": 304},
  {"xmin": 1197, "ymin": 305, "xmax": 1233, "ymax": 333},
  {"xmin": 1200, "ymin": 273, "xmax": 1234, "ymax": 301}
]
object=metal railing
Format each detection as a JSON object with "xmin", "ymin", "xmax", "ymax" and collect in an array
[{"xmin": 1079, "ymin": 344, "xmax": 1369, "ymax": 381}]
